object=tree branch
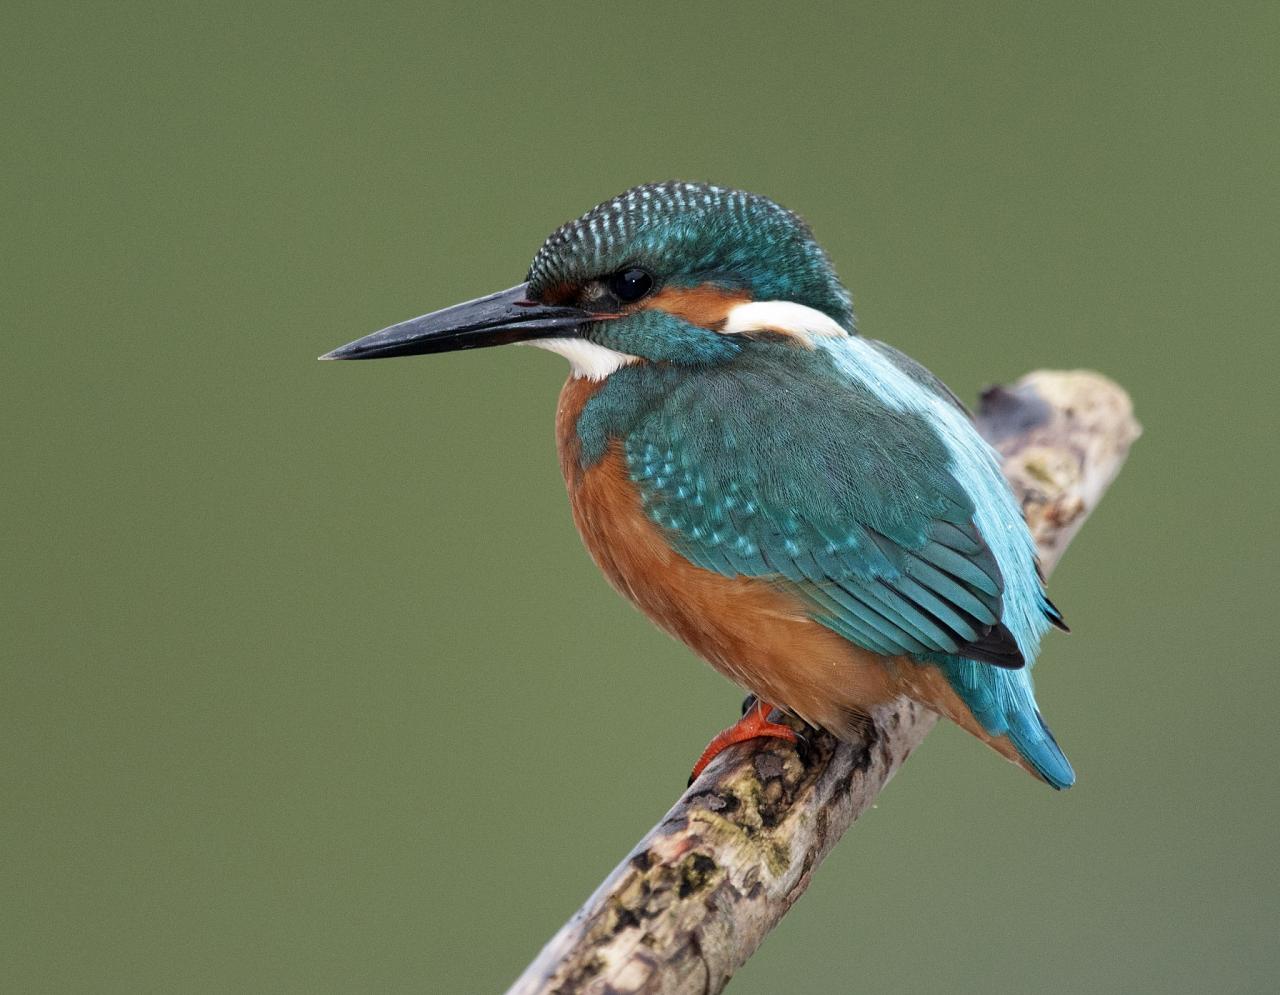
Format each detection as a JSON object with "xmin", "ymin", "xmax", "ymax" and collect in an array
[{"xmin": 507, "ymin": 370, "xmax": 1141, "ymax": 995}]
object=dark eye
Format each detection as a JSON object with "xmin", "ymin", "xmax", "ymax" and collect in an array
[{"xmin": 609, "ymin": 267, "xmax": 654, "ymax": 303}]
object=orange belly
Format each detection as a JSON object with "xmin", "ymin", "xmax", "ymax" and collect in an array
[
  {"xmin": 555, "ymin": 377, "xmax": 910, "ymax": 734},
  {"xmin": 554, "ymin": 376, "xmax": 1034, "ymax": 773}
]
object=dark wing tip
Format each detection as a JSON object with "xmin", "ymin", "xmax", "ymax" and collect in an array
[
  {"xmin": 959, "ymin": 623, "xmax": 1026, "ymax": 669},
  {"xmin": 1044, "ymin": 596, "xmax": 1070, "ymax": 632}
]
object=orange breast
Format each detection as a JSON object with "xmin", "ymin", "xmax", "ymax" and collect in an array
[
  {"xmin": 552, "ymin": 376, "xmax": 1046, "ymax": 777},
  {"xmin": 554, "ymin": 376, "xmax": 912, "ymax": 736}
]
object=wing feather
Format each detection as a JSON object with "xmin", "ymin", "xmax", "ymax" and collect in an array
[{"xmin": 622, "ymin": 352, "xmax": 1042, "ymax": 669}]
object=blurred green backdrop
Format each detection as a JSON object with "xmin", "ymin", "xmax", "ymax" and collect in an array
[{"xmin": 5, "ymin": 2, "xmax": 1278, "ymax": 992}]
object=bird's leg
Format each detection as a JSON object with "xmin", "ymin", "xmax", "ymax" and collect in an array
[{"xmin": 688, "ymin": 697, "xmax": 799, "ymax": 785}]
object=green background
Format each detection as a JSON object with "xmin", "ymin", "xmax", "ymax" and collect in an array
[{"xmin": 5, "ymin": 2, "xmax": 1278, "ymax": 991}]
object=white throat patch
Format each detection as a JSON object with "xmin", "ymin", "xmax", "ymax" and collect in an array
[
  {"xmin": 722, "ymin": 300, "xmax": 848, "ymax": 346},
  {"xmin": 523, "ymin": 337, "xmax": 640, "ymax": 381}
]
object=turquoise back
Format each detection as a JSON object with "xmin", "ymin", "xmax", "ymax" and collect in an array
[{"xmin": 574, "ymin": 333, "xmax": 1074, "ymax": 786}]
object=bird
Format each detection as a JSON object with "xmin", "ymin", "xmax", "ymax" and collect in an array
[{"xmin": 322, "ymin": 181, "xmax": 1075, "ymax": 790}]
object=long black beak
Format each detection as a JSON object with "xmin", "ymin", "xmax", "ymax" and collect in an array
[{"xmin": 320, "ymin": 282, "xmax": 590, "ymax": 361}]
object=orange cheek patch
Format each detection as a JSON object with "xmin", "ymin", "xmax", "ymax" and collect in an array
[{"xmin": 644, "ymin": 284, "xmax": 751, "ymax": 330}]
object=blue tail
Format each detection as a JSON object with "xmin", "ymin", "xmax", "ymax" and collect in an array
[
  {"xmin": 940, "ymin": 655, "xmax": 1076, "ymax": 790},
  {"xmin": 1006, "ymin": 707, "xmax": 1075, "ymax": 790}
]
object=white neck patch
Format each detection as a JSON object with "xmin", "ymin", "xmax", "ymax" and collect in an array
[
  {"xmin": 522, "ymin": 337, "xmax": 640, "ymax": 381},
  {"xmin": 722, "ymin": 300, "xmax": 848, "ymax": 346}
]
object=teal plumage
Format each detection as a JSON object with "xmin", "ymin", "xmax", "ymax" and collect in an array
[
  {"xmin": 561, "ymin": 185, "xmax": 1074, "ymax": 788},
  {"xmin": 579, "ymin": 343, "xmax": 1073, "ymax": 788},
  {"xmin": 528, "ymin": 183, "xmax": 854, "ymax": 331},
  {"xmin": 326, "ymin": 180, "xmax": 1076, "ymax": 789}
]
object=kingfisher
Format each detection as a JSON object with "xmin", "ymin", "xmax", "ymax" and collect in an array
[{"xmin": 322, "ymin": 181, "xmax": 1075, "ymax": 789}]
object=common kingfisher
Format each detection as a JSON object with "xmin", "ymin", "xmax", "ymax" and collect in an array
[{"xmin": 323, "ymin": 182, "xmax": 1075, "ymax": 789}]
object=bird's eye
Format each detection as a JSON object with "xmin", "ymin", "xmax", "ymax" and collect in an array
[{"xmin": 609, "ymin": 267, "xmax": 654, "ymax": 303}]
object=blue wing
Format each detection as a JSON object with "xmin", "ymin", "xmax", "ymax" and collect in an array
[{"xmin": 622, "ymin": 347, "xmax": 1042, "ymax": 668}]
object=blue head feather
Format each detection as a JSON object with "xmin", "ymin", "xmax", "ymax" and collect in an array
[{"xmin": 527, "ymin": 181, "xmax": 854, "ymax": 339}]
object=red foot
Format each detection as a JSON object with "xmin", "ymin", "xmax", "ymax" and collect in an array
[{"xmin": 688, "ymin": 700, "xmax": 799, "ymax": 784}]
